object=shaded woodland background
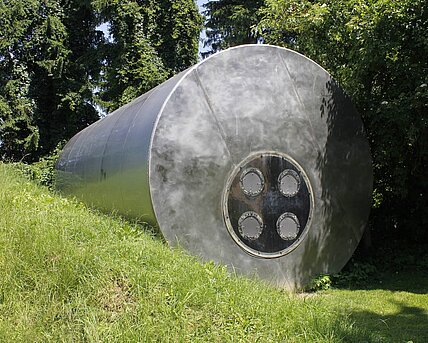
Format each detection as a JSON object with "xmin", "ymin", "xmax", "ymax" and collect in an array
[{"xmin": 1, "ymin": 0, "xmax": 427, "ymax": 265}]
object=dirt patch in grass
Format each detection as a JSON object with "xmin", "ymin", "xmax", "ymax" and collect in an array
[{"xmin": 99, "ymin": 278, "xmax": 135, "ymax": 319}]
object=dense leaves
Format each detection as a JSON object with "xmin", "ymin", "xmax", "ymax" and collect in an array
[
  {"xmin": 203, "ymin": 0, "xmax": 264, "ymax": 54},
  {"xmin": 32, "ymin": 0, "xmax": 102, "ymax": 157},
  {"xmin": 259, "ymin": 0, "xmax": 428, "ymax": 247},
  {"xmin": 0, "ymin": 1, "xmax": 40, "ymax": 160},
  {"xmin": 0, "ymin": 0, "xmax": 202, "ymax": 158},
  {"xmin": 0, "ymin": 0, "xmax": 102, "ymax": 159},
  {"xmin": 96, "ymin": 0, "xmax": 202, "ymax": 111},
  {"xmin": 95, "ymin": 1, "xmax": 167, "ymax": 112},
  {"xmin": 152, "ymin": 0, "xmax": 203, "ymax": 73}
]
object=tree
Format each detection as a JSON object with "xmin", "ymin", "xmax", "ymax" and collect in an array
[
  {"xmin": 95, "ymin": 0, "xmax": 168, "ymax": 112},
  {"xmin": 150, "ymin": 0, "xmax": 203, "ymax": 73},
  {"xmin": 0, "ymin": 0, "xmax": 103, "ymax": 159},
  {"xmin": 0, "ymin": 0, "xmax": 202, "ymax": 159},
  {"xmin": 0, "ymin": 0, "xmax": 39, "ymax": 160},
  {"xmin": 260, "ymin": 0, "xmax": 428, "ymax": 248},
  {"xmin": 30, "ymin": 0, "xmax": 103, "ymax": 156},
  {"xmin": 0, "ymin": 62, "xmax": 39, "ymax": 161},
  {"xmin": 96, "ymin": 0, "xmax": 202, "ymax": 112},
  {"xmin": 203, "ymin": 0, "xmax": 265, "ymax": 54}
]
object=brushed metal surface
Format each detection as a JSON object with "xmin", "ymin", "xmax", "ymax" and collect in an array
[
  {"xmin": 56, "ymin": 71, "xmax": 186, "ymax": 224},
  {"xmin": 56, "ymin": 45, "xmax": 373, "ymax": 289}
]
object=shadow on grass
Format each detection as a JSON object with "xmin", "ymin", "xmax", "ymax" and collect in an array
[
  {"xmin": 334, "ymin": 264, "xmax": 428, "ymax": 295},
  {"xmin": 350, "ymin": 301, "xmax": 428, "ymax": 342},
  {"xmin": 372, "ymin": 271, "xmax": 427, "ymax": 294}
]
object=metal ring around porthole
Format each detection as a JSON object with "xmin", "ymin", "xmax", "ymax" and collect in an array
[
  {"xmin": 278, "ymin": 169, "xmax": 301, "ymax": 197},
  {"xmin": 238, "ymin": 211, "xmax": 263, "ymax": 240},
  {"xmin": 276, "ymin": 212, "xmax": 300, "ymax": 240},
  {"xmin": 222, "ymin": 151, "xmax": 314, "ymax": 259},
  {"xmin": 240, "ymin": 167, "xmax": 265, "ymax": 196}
]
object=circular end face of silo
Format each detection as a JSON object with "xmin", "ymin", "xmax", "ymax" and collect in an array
[
  {"xmin": 223, "ymin": 152, "xmax": 313, "ymax": 258},
  {"xmin": 149, "ymin": 45, "xmax": 373, "ymax": 289}
]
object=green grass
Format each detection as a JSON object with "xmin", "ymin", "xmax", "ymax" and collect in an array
[{"xmin": 0, "ymin": 162, "xmax": 427, "ymax": 342}]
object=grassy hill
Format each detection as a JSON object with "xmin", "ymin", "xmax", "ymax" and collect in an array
[{"xmin": 0, "ymin": 163, "xmax": 427, "ymax": 342}]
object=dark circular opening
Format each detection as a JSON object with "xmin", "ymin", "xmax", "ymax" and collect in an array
[{"xmin": 223, "ymin": 152, "xmax": 313, "ymax": 258}]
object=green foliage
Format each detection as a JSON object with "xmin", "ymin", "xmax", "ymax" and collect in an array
[
  {"xmin": 28, "ymin": 0, "xmax": 103, "ymax": 156},
  {"xmin": 333, "ymin": 261, "xmax": 378, "ymax": 288},
  {"xmin": 260, "ymin": 0, "xmax": 428, "ymax": 248},
  {"xmin": 0, "ymin": 62, "xmax": 39, "ymax": 160},
  {"xmin": 151, "ymin": 0, "xmax": 203, "ymax": 73},
  {"xmin": 306, "ymin": 262, "xmax": 378, "ymax": 292},
  {"xmin": 0, "ymin": 0, "xmax": 102, "ymax": 160},
  {"xmin": 95, "ymin": 1, "xmax": 168, "ymax": 112},
  {"xmin": 14, "ymin": 142, "xmax": 64, "ymax": 189},
  {"xmin": 0, "ymin": 1, "xmax": 40, "ymax": 161},
  {"xmin": 1, "ymin": 0, "xmax": 202, "ymax": 158},
  {"xmin": 96, "ymin": 0, "xmax": 202, "ymax": 112},
  {"xmin": 203, "ymin": 0, "xmax": 265, "ymax": 54},
  {"xmin": 305, "ymin": 274, "xmax": 332, "ymax": 292}
]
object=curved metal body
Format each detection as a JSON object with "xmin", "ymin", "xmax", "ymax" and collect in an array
[{"xmin": 56, "ymin": 45, "xmax": 373, "ymax": 289}]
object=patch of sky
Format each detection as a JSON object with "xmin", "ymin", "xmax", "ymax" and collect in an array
[
  {"xmin": 198, "ymin": 0, "xmax": 211, "ymax": 59},
  {"xmin": 96, "ymin": 22, "xmax": 113, "ymax": 43}
]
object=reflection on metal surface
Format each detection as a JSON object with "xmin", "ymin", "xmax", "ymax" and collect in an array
[
  {"xmin": 278, "ymin": 169, "xmax": 301, "ymax": 197},
  {"xmin": 240, "ymin": 168, "xmax": 264, "ymax": 197},
  {"xmin": 277, "ymin": 212, "xmax": 300, "ymax": 240},
  {"xmin": 238, "ymin": 211, "xmax": 263, "ymax": 240},
  {"xmin": 56, "ymin": 45, "xmax": 373, "ymax": 289}
]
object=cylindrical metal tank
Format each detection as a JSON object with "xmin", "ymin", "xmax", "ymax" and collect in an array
[{"xmin": 56, "ymin": 45, "xmax": 373, "ymax": 289}]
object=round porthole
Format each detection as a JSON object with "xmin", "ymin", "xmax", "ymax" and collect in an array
[
  {"xmin": 278, "ymin": 169, "xmax": 300, "ymax": 197},
  {"xmin": 240, "ymin": 168, "xmax": 264, "ymax": 197},
  {"xmin": 276, "ymin": 212, "xmax": 300, "ymax": 240},
  {"xmin": 238, "ymin": 211, "xmax": 263, "ymax": 240}
]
